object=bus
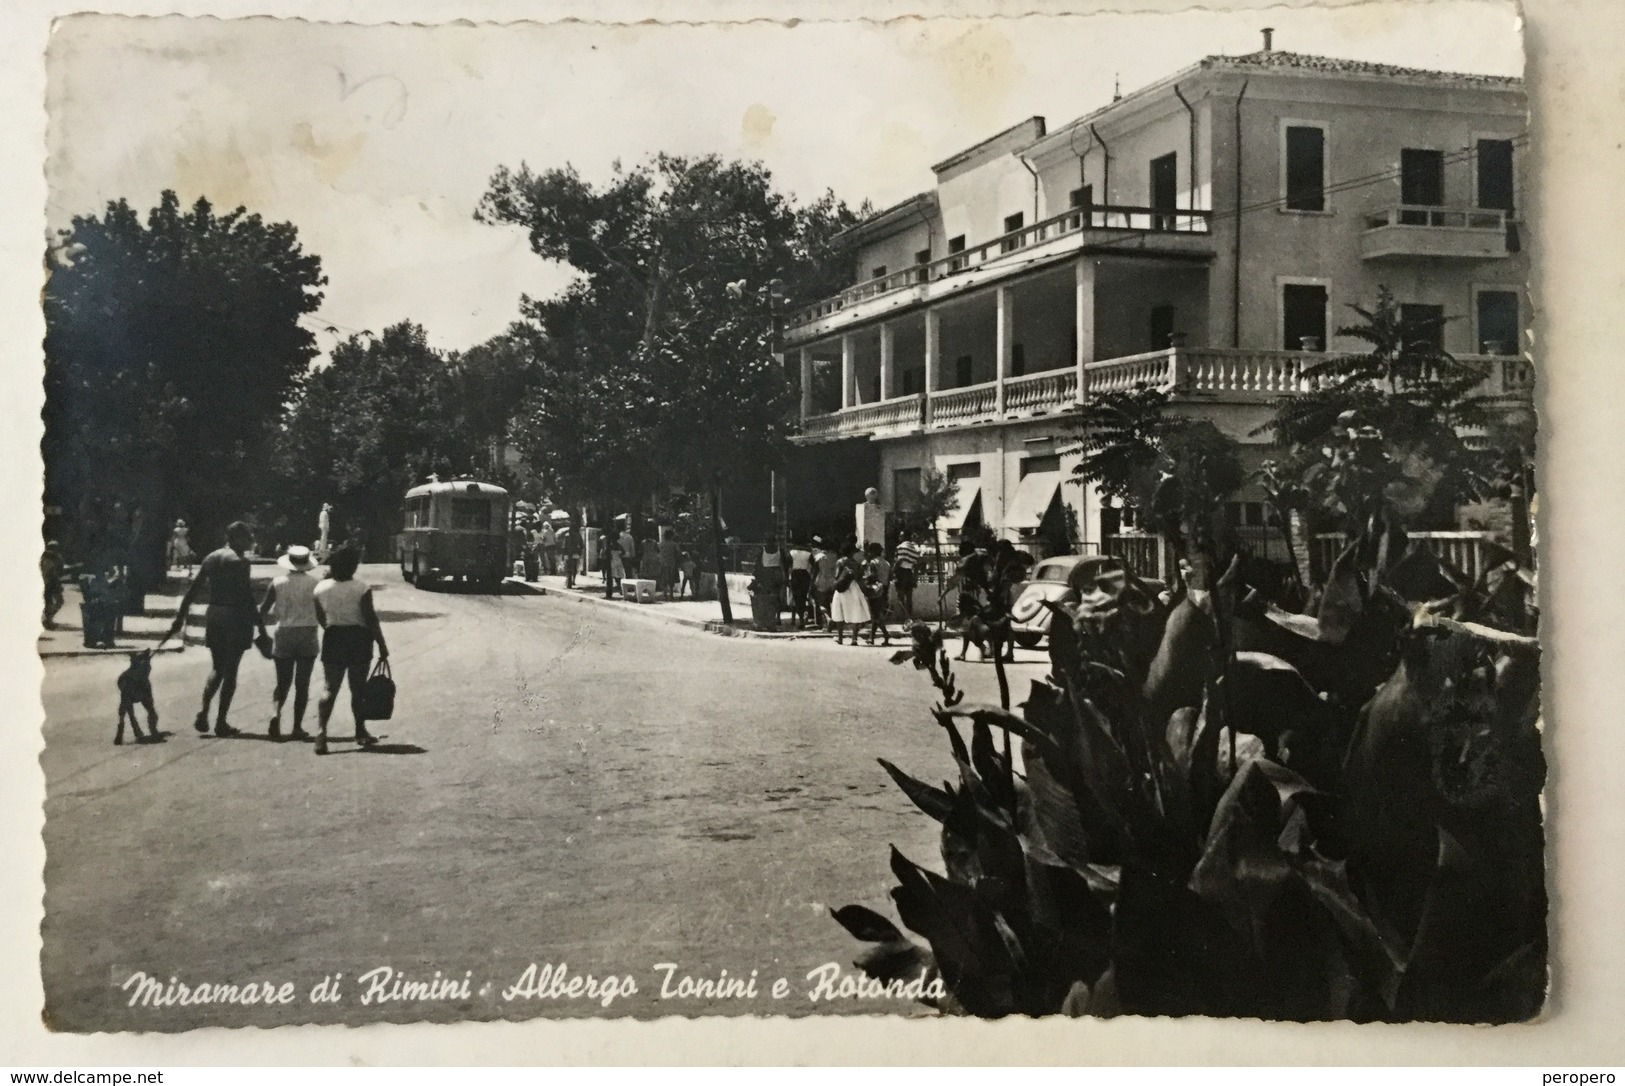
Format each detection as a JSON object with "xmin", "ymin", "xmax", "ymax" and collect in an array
[{"xmin": 398, "ymin": 479, "xmax": 512, "ymax": 589}]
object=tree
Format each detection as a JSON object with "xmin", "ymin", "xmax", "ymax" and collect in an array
[
  {"xmin": 448, "ymin": 326, "xmax": 545, "ymax": 475},
  {"xmin": 1074, "ymin": 384, "xmax": 1244, "ymax": 586},
  {"xmin": 478, "ymin": 154, "xmax": 863, "ymax": 621},
  {"xmin": 911, "ymin": 467, "xmax": 960, "ymax": 619},
  {"xmin": 44, "ymin": 191, "xmax": 325, "ymax": 572},
  {"xmin": 1262, "ymin": 286, "xmax": 1505, "ymax": 573},
  {"xmin": 265, "ymin": 322, "xmax": 479, "ymax": 551}
]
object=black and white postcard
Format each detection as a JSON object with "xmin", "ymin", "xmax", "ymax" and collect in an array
[{"xmin": 6, "ymin": 0, "xmax": 1625, "ymax": 1066}]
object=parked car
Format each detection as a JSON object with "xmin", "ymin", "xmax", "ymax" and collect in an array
[{"xmin": 1009, "ymin": 554, "xmax": 1124, "ymax": 647}]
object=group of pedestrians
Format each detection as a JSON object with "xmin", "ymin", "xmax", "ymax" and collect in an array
[
  {"xmin": 519, "ymin": 518, "xmax": 567, "ymax": 581},
  {"xmin": 601, "ymin": 522, "xmax": 689, "ymax": 601},
  {"xmin": 775, "ymin": 530, "xmax": 925, "ymax": 645},
  {"xmin": 169, "ymin": 521, "xmax": 389, "ymax": 756}
]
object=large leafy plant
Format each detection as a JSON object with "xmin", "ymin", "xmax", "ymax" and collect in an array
[{"xmin": 834, "ymin": 553, "xmax": 1544, "ymax": 1021}]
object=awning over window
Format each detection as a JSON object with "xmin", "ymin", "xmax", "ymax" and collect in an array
[
  {"xmin": 1005, "ymin": 471, "xmax": 1061, "ymax": 530},
  {"xmin": 942, "ymin": 480, "xmax": 982, "ymax": 531}
]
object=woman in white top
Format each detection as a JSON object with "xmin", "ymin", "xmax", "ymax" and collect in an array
[
  {"xmin": 312, "ymin": 545, "xmax": 389, "ymax": 755},
  {"xmin": 259, "ymin": 545, "xmax": 320, "ymax": 741}
]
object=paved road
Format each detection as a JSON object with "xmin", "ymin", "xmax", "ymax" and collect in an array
[{"xmin": 39, "ymin": 564, "xmax": 1050, "ymax": 1029}]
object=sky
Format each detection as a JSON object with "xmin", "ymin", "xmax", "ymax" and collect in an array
[{"xmin": 44, "ymin": 3, "xmax": 1522, "ymax": 359}]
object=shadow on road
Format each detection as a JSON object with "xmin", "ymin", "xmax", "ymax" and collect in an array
[
  {"xmin": 373, "ymin": 610, "xmax": 444, "ymax": 622},
  {"xmin": 407, "ymin": 578, "xmax": 540, "ymax": 597},
  {"xmin": 331, "ymin": 742, "xmax": 426, "ymax": 756}
]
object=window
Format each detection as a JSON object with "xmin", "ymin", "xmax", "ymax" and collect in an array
[
  {"xmin": 1001, "ymin": 212, "xmax": 1025, "ymax": 253},
  {"xmin": 1476, "ymin": 290, "xmax": 1519, "ymax": 354},
  {"xmin": 1021, "ymin": 454, "xmax": 1062, "ymax": 477},
  {"xmin": 900, "ymin": 367, "xmax": 923, "ymax": 395},
  {"xmin": 948, "ymin": 234, "xmax": 967, "ymax": 272},
  {"xmin": 1011, "ymin": 343, "xmax": 1026, "ymax": 377},
  {"xmin": 1284, "ymin": 125, "xmax": 1326, "ymax": 211},
  {"xmin": 1150, "ymin": 153, "xmax": 1178, "ymax": 230},
  {"xmin": 871, "ymin": 374, "xmax": 882, "ymax": 401},
  {"xmin": 947, "ymin": 461, "xmax": 981, "ymax": 481},
  {"xmin": 1477, "ymin": 139, "xmax": 1515, "ymax": 212},
  {"xmin": 1401, "ymin": 148, "xmax": 1445, "ymax": 218},
  {"xmin": 1282, "ymin": 283, "xmax": 1328, "ymax": 351},
  {"xmin": 1400, "ymin": 304, "xmax": 1446, "ymax": 352},
  {"xmin": 1069, "ymin": 184, "xmax": 1095, "ymax": 227},
  {"xmin": 1149, "ymin": 305, "xmax": 1176, "ymax": 350},
  {"xmin": 914, "ymin": 247, "xmax": 932, "ymax": 283},
  {"xmin": 955, "ymin": 355, "xmax": 974, "ymax": 387},
  {"xmin": 449, "ymin": 498, "xmax": 491, "ymax": 531},
  {"xmin": 871, "ymin": 265, "xmax": 888, "ymax": 281},
  {"xmin": 892, "ymin": 468, "xmax": 922, "ymax": 511}
]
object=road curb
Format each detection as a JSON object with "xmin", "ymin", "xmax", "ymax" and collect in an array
[{"xmin": 530, "ymin": 583, "xmax": 834, "ymax": 641}]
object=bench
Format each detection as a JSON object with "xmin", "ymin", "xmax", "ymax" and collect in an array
[{"xmin": 622, "ymin": 578, "xmax": 658, "ymax": 603}]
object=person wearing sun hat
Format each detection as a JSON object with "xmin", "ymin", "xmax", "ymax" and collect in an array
[{"xmin": 258, "ymin": 544, "xmax": 321, "ymax": 740}]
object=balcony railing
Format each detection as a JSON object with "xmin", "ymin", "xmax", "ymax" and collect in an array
[
  {"xmin": 795, "ymin": 349, "xmax": 1532, "ymax": 442},
  {"xmin": 1005, "ymin": 369, "xmax": 1079, "ymax": 415},
  {"xmin": 932, "ymin": 381, "xmax": 999, "ymax": 426},
  {"xmin": 1084, "ymin": 347, "xmax": 1533, "ymax": 399},
  {"xmin": 798, "ymin": 394, "xmax": 926, "ymax": 440},
  {"xmin": 1360, "ymin": 205, "xmax": 1510, "ymax": 261},
  {"xmin": 788, "ymin": 203, "xmax": 1213, "ymax": 328}
]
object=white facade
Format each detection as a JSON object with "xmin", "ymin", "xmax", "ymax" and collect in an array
[{"xmin": 784, "ymin": 47, "xmax": 1530, "ymax": 558}]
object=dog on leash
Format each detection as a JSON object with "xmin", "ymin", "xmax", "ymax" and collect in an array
[{"xmin": 115, "ymin": 650, "xmax": 159, "ymax": 745}]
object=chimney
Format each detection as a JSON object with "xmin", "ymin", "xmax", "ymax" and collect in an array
[{"xmin": 1261, "ymin": 27, "xmax": 1275, "ymax": 52}]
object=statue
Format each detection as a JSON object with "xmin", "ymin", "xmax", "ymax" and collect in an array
[
  {"xmin": 855, "ymin": 486, "xmax": 884, "ymax": 551},
  {"xmin": 317, "ymin": 502, "xmax": 333, "ymax": 560}
]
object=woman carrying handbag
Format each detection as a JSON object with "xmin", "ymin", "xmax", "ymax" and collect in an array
[{"xmin": 311, "ymin": 545, "xmax": 390, "ymax": 756}]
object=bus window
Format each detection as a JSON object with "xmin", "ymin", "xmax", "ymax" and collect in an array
[{"xmin": 449, "ymin": 498, "xmax": 491, "ymax": 530}]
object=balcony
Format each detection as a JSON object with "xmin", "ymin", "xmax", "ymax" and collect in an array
[
  {"xmin": 1360, "ymin": 205, "xmax": 1510, "ymax": 261},
  {"xmin": 793, "ymin": 348, "xmax": 1532, "ymax": 443},
  {"xmin": 786, "ymin": 203, "xmax": 1213, "ymax": 339},
  {"xmin": 798, "ymin": 393, "xmax": 926, "ymax": 442}
]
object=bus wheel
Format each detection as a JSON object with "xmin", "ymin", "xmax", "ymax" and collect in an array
[
  {"xmin": 402, "ymin": 560, "xmax": 416, "ymax": 584},
  {"xmin": 413, "ymin": 556, "xmax": 434, "ymax": 590}
]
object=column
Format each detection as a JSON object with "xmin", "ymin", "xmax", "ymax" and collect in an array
[
  {"xmin": 995, "ymin": 286, "xmax": 1013, "ymax": 416},
  {"xmin": 840, "ymin": 334, "xmax": 856, "ymax": 409},
  {"xmin": 923, "ymin": 307, "xmax": 941, "ymax": 428},
  {"xmin": 879, "ymin": 322, "xmax": 896, "ymax": 401},
  {"xmin": 1074, "ymin": 258, "xmax": 1096, "ymax": 405},
  {"xmin": 798, "ymin": 348, "xmax": 814, "ymax": 420}
]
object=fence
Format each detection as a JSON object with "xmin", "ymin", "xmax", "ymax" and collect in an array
[
  {"xmin": 1104, "ymin": 534, "xmax": 1170, "ymax": 581},
  {"xmin": 1312, "ymin": 530, "xmax": 1503, "ymax": 584}
]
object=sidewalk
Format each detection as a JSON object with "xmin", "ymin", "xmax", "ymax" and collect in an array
[
  {"xmin": 525, "ymin": 574, "xmax": 841, "ymax": 640},
  {"xmin": 39, "ymin": 566, "xmax": 279, "ymax": 660}
]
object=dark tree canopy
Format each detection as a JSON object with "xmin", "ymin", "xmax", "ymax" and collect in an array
[
  {"xmin": 264, "ymin": 322, "xmax": 480, "ymax": 552},
  {"xmin": 44, "ymin": 191, "xmax": 325, "ymax": 568},
  {"xmin": 478, "ymin": 154, "xmax": 865, "ymax": 511}
]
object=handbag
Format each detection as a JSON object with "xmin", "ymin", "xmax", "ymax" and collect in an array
[
  {"xmin": 254, "ymin": 631, "xmax": 275, "ymax": 659},
  {"xmin": 359, "ymin": 658, "xmax": 396, "ymax": 720},
  {"xmin": 833, "ymin": 567, "xmax": 854, "ymax": 593}
]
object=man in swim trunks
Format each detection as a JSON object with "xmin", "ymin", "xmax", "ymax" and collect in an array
[{"xmin": 169, "ymin": 520, "xmax": 269, "ymax": 737}]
